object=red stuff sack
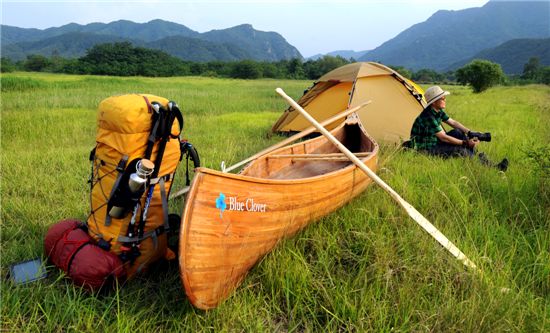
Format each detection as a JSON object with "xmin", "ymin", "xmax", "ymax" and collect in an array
[{"xmin": 44, "ymin": 219, "xmax": 125, "ymax": 291}]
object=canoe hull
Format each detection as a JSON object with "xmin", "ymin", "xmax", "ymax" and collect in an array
[{"xmin": 179, "ymin": 122, "xmax": 378, "ymax": 309}]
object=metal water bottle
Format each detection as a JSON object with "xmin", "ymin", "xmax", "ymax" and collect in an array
[
  {"xmin": 108, "ymin": 159, "xmax": 154, "ymax": 218},
  {"xmin": 128, "ymin": 159, "xmax": 154, "ymax": 193}
]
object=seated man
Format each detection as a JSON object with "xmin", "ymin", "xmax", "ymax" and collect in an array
[{"xmin": 409, "ymin": 86, "xmax": 508, "ymax": 171}]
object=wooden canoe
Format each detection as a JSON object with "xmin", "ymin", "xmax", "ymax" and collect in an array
[{"xmin": 178, "ymin": 115, "xmax": 379, "ymax": 309}]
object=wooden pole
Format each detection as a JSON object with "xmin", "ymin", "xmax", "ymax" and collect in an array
[
  {"xmin": 275, "ymin": 87, "xmax": 478, "ymax": 270},
  {"xmin": 169, "ymin": 101, "xmax": 371, "ymax": 201},
  {"xmin": 170, "ymin": 185, "xmax": 190, "ymax": 200}
]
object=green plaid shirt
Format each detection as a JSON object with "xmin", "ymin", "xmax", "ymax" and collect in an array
[{"xmin": 410, "ymin": 107, "xmax": 450, "ymax": 150}]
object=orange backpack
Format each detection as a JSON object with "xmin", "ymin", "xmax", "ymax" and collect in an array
[{"xmin": 87, "ymin": 94, "xmax": 192, "ymax": 278}]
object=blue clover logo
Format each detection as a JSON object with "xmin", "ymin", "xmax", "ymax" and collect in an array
[{"xmin": 215, "ymin": 193, "xmax": 226, "ymax": 219}]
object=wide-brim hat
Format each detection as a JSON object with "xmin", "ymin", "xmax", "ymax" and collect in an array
[{"xmin": 424, "ymin": 86, "xmax": 450, "ymax": 107}]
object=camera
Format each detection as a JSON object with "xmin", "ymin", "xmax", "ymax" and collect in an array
[{"xmin": 467, "ymin": 131, "xmax": 491, "ymax": 142}]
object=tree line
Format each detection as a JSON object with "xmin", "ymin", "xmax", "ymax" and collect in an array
[{"xmin": 1, "ymin": 42, "xmax": 549, "ymax": 92}]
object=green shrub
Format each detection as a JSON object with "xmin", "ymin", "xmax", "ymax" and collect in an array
[
  {"xmin": 24, "ymin": 54, "xmax": 51, "ymax": 72},
  {"xmin": 1, "ymin": 57, "xmax": 16, "ymax": 73},
  {"xmin": 230, "ymin": 60, "xmax": 262, "ymax": 79},
  {"xmin": 540, "ymin": 67, "xmax": 550, "ymax": 85},
  {"xmin": 456, "ymin": 59, "xmax": 506, "ymax": 93}
]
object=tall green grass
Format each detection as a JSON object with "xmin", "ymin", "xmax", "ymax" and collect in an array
[{"xmin": 1, "ymin": 72, "xmax": 548, "ymax": 332}]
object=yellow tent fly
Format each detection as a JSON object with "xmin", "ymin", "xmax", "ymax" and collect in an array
[{"xmin": 272, "ymin": 62, "xmax": 426, "ymax": 144}]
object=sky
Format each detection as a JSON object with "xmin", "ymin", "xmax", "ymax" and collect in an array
[{"xmin": 1, "ymin": 0, "xmax": 490, "ymax": 57}]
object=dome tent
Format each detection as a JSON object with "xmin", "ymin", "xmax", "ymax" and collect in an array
[{"xmin": 272, "ymin": 62, "xmax": 426, "ymax": 144}]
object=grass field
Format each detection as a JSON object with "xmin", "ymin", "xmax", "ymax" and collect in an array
[{"xmin": 1, "ymin": 72, "xmax": 549, "ymax": 332}]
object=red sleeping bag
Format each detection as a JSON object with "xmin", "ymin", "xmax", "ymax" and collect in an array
[{"xmin": 44, "ymin": 219, "xmax": 125, "ymax": 291}]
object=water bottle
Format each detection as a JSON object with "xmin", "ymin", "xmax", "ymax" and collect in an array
[
  {"xmin": 128, "ymin": 159, "xmax": 154, "ymax": 193},
  {"xmin": 108, "ymin": 159, "xmax": 154, "ymax": 218}
]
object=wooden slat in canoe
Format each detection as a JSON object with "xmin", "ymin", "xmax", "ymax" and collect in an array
[
  {"xmin": 267, "ymin": 152, "xmax": 373, "ymax": 161},
  {"xmin": 268, "ymin": 152, "xmax": 373, "ymax": 158},
  {"xmin": 179, "ymin": 119, "xmax": 379, "ymax": 309}
]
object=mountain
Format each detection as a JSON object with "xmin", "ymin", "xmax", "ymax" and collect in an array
[
  {"xmin": 447, "ymin": 38, "xmax": 550, "ymax": 74},
  {"xmin": 146, "ymin": 36, "xmax": 250, "ymax": 62},
  {"xmin": 307, "ymin": 50, "xmax": 370, "ymax": 61},
  {"xmin": 1, "ymin": 26, "xmax": 46, "ymax": 45},
  {"xmin": 359, "ymin": 1, "xmax": 550, "ymax": 71},
  {"xmin": 1, "ymin": 32, "xmax": 135, "ymax": 60},
  {"xmin": 1, "ymin": 20, "xmax": 302, "ymax": 62},
  {"xmin": 1, "ymin": 19, "xmax": 198, "ymax": 44},
  {"xmin": 79, "ymin": 19, "xmax": 199, "ymax": 41},
  {"xmin": 200, "ymin": 24, "xmax": 301, "ymax": 61},
  {"xmin": 1, "ymin": 32, "xmax": 250, "ymax": 62}
]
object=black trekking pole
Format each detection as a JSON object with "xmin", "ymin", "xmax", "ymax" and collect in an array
[{"xmin": 137, "ymin": 104, "xmax": 176, "ymax": 240}]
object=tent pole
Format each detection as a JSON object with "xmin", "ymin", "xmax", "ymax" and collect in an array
[
  {"xmin": 275, "ymin": 87, "xmax": 479, "ymax": 271},
  {"xmin": 347, "ymin": 78, "xmax": 357, "ymax": 109}
]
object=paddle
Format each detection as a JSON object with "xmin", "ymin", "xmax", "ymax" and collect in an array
[
  {"xmin": 275, "ymin": 87, "xmax": 478, "ymax": 270},
  {"xmin": 169, "ymin": 100, "xmax": 371, "ymax": 200}
]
